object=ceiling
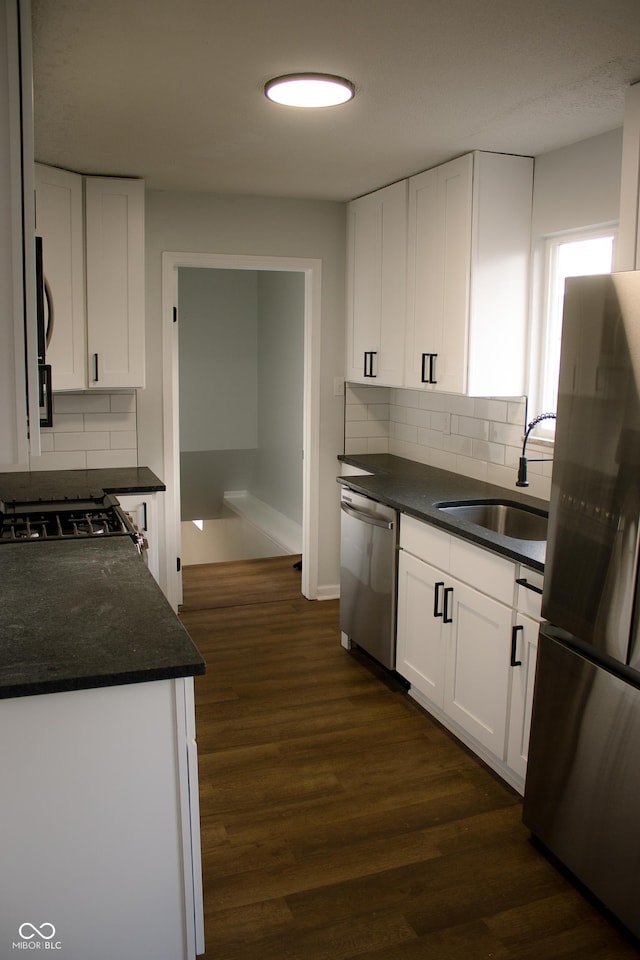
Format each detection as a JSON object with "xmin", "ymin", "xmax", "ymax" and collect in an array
[{"xmin": 30, "ymin": 0, "xmax": 640, "ymax": 202}]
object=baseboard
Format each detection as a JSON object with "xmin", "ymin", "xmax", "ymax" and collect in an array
[
  {"xmin": 223, "ymin": 490, "xmax": 302, "ymax": 554},
  {"xmin": 316, "ymin": 583, "xmax": 340, "ymax": 601}
]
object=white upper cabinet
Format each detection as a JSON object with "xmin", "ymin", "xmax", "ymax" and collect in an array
[
  {"xmin": 34, "ymin": 167, "xmax": 145, "ymax": 391},
  {"xmin": 85, "ymin": 177, "xmax": 145, "ymax": 389},
  {"xmin": 35, "ymin": 163, "xmax": 86, "ymax": 390},
  {"xmin": 346, "ymin": 179, "xmax": 407, "ymax": 386},
  {"xmin": 405, "ymin": 151, "xmax": 533, "ymax": 396}
]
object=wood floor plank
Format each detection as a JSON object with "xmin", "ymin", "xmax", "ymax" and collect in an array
[{"xmin": 180, "ymin": 557, "xmax": 640, "ymax": 959}]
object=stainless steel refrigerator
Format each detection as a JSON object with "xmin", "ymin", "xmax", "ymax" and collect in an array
[{"xmin": 523, "ymin": 270, "xmax": 640, "ymax": 939}]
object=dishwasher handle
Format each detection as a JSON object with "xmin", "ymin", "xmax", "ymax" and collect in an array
[{"xmin": 340, "ymin": 500, "xmax": 395, "ymax": 530}]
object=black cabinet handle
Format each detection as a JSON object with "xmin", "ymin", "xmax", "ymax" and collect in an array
[
  {"xmin": 443, "ymin": 587, "xmax": 453, "ymax": 624},
  {"xmin": 434, "ymin": 581, "xmax": 444, "ymax": 618},
  {"xmin": 516, "ymin": 577, "xmax": 543, "ymax": 596},
  {"xmin": 420, "ymin": 353, "xmax": 438, "ymax": 384},
  {"xmin": 38, "ymin": 363, "xmax": 53, "ymax": 428},
  {"xmin": 363, "ymin": 351, "xmax": 377, "ymax": 378},
  {"xmin": 93, "ymin": 352, "xmax": 99, "ymax": 382},
  {"xmin": 511, "ymin": 625, "xmax": 524, "ymax": 666},
  {"xmin": 142, "ymin": 501, "xmax": 148, "ymax": 532}
]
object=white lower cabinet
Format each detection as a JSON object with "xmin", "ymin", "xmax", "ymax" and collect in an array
[
  {"xmin": 397, "ymin": 549, "xmax": 512, "ymax": 758},
  {"xmin": 396, "ymin": 514, "xmax": 543, "ymax": 793},
  {"xmin": 118, "ymin": 492, "xmax": 160, "ymax": 584},
  {"xmin": 506, "ymin": 612, "xmax": 539, "ymax": 781},
  {"xmin": 0, "ymin": 677, "xmax": 204, "ymax": 959},
  {"xmin": 506, "ymin": 566, "xmax": 543, "ymax": 781}
]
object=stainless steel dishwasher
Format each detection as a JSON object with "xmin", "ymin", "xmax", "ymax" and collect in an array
[{"xmin": 339, "ymin": 486, "xmax": 399, "ymax": 669}]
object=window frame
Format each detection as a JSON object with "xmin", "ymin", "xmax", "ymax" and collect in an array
[{"xmin": 528, "ymin": 224, "xmax": 617, "ymax": 443}]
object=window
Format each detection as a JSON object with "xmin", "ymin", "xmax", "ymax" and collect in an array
[{"xmin": 533, "ymin": 229, "xmax": 615, "ymax": 438}]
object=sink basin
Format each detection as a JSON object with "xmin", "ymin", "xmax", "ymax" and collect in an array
[{"xmin": 436, "ymin": 500, "xmax": 548, "ymax": 541}]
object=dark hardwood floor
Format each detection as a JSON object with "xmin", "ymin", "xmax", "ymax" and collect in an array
[{"xmin": 180, "ymin": 555, "xmax": 639, "ymax": 959}]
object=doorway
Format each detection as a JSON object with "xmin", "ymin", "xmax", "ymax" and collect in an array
[
  {"xmin": 161, "ymin": 251, "xmax": 321, "ymax": 610},
  {"xmin": 178, "ymin": 266, "xmax": 304, "ymax": 565}
]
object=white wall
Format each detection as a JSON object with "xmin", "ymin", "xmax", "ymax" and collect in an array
[
  {"xmin": 252, "ymin": 270, "xmax": 304, "ymax": 524},
  {"xmin": 139, "ymin": 192, "xmax": 346, "ymax": 594},
  {"xmin": 178, "ymin": 268, "xmax": 258, "ymax": 452},
  {"xmin": 531, "ymin": 127, "xmax": 622, "ymax": 236}
]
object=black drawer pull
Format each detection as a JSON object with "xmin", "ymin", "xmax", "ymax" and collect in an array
[
  {"xmin": 434, "ymin": 581, "xmax": 444, "ymax": 618},
  {"xmin": 516, "ymin": 577, "xmax": 543, "ymax": 596},
  {"xmin": 511, "ymin": 624, "xmax": 524, "ymax": 666},
  {"xmin": 443, "ymin": 587, "xmax": 453, "ymax": 624}
]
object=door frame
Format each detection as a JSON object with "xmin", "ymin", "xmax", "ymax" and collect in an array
[{"xmin": 161, "ymin": 251, "xmax": 321, "ymax": 609}]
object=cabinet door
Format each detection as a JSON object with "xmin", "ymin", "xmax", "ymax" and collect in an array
[
  {"xmin": 405, "ymin": 154, "xmax": 472, "ymax": 394},
  {"xmin": 346, "ymin": 180, "xmax": 407, "ymax": 385},
  {"xmin": 35, "ymin": 164, "xmax": 86, "ymax": 390},
  {"xmin": 506, "ymin": 613, "xmax": 539, "ymax": 780},
  {"xmin": 443, "ymin": 577, "xmax": 512, "ymax": 757},
  {"xmin": 85, "ymin": 177, "xmax": 145, "ymax": 388},
  {"xmin": 396, "ymin": 550, "xmax": 446, "ymax": 707},
  {"xmin": 117, "ymin": 493, "xmax": 159, "ymax": 584}
]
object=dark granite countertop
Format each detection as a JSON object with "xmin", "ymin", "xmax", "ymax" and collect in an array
[
  {"xmin": 0, "ymin": 466, "xmax": 165, "ymax": 505},
  {"xmin": 0, "ymin": 537, "xmax": 205, "ymax": 699},
  {"xmin": 338, "ymin": 453, "xmax": 546, "ymax": 572}
]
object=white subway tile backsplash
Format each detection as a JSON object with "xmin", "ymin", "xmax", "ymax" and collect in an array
[
  {"xmin": 49, "ymin": 413, "xmax": 85, "ymax": 433},
  {"xmin": 489, "ymin": 421, "xmax": 523, "ymax": 447},
  {"xmin": 54, "ymin": 431, "xmax": 110, "ymax": 451},
  {"xmin": 29, "ymin": 391, "xmax": 138, "ymax": 471},
  {"xmin": 345, "ymin": 402, "xmax": 369, "ymax": 421},
  {"xmin": 365, "ymin": 437, "xmax": 390, "ymax": 454},
  {"xmin": 406, "ymin": 407, "xmax": 429, "ymax": 428},
  {"xmin": 472, "ymin": 439, "xmax": 505, "ymax": 464},
  {"xmin": 53, "ymin": 393, "xmax": 110, "ymax": 414},
  {"xmin": 29, "ymin": 451, "xmax": 89, "ymax": 471},
  {"xmin": 508, "ymin": 400, "xmax": 527, "ymax": 425},
  {"xmin": 456, "ymin": 416, "xmax": 490, "ymax": 441},
  {"xmin": 344, "ymin": 381, "xmax": 550, "ymax": 500},
  {"xmin": 110, "ymin": 430, "xmax": 137, "ymax": 450},
  {"xmin": 86, "ymin": 449, "xmax": 138, "ymax": 469},
  {"xmin": 109, "ymin": 392, "xmax": 136, "ymax": 413},
  {"xmin": 367, "ymin": 404, "xmax": 390, "ymax": 421},
  {"xmin": 84, "ymin": 412, "xmax": 137, "ymax": 432},
  {"xmin": 474, "ymin": 398, "xmax": 508, "ymax": 422}
]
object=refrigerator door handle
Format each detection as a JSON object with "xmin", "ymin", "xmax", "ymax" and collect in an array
[{"xmin": 510, "ymin": 624, "xmax": 523, "ymax": 666}]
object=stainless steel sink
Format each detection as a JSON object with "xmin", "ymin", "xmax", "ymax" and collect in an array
[{"xmin": 436, "ymin": 500, "xmax": 548, "ymax": 541}]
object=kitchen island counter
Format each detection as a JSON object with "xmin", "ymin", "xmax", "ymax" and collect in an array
[
  {"xmin": 338, "ymin": 453, "xmax": 546, "ymax": 571},
  {"xmin": 0, "ymin": 536, "xmax": 205, "ymax": 699}
]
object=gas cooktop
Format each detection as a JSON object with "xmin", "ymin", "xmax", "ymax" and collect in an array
[{"xmin": 0, "ymin": 493, "xmax": 136, "ymax": 543}]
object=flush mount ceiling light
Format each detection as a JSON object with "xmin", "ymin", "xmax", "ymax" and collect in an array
[{"xmin": 264, "ymin": 73, "xmax": 355, "ymax": 108}]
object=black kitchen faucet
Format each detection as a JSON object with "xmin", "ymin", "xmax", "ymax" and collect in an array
[{"xmin": 516, "ymin": 412, "xmax": 557, "ymax": 487}]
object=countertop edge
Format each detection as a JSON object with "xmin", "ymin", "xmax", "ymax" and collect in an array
[
  {"xmin": 337, "ymin": 454, "xmax": 546, "ymax": 572},
  {"xmin": 0, "ymin": 662, "xmax": 207, "ymax": 701}
]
